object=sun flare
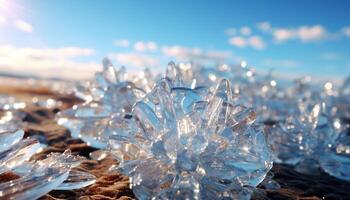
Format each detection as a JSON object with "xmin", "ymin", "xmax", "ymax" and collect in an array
[{"xmin": 0, "ymin": 0, "xmax": 22, "ymax": 18}]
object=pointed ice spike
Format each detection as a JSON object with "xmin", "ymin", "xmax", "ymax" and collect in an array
[
  {"xmin": 310, "ymin": 102, "xmax": 329, "ymax": 127},
  {"xmin": 2, "ymin": 150, "xmax": 90, "ymax": 198},
  {"xmin": 0, "ymin": 127, "xmax": 24, "ymax": 153},
  {"xmin": 153, "ymin": 79, "xmax": 176, "ymax": 129},
  {"xmin": 133, "ymin": 101, "xmax": 163, "ymax": 140},
  {"xmin": 213, "ymin": 78, "xmax": 232, "ymax": 103},
  {"xmin": 0, "ymin": 138, "xmax": 41, "ymax": 174},
  {"xmin": 141, "ymin": 68, "xmax": 154, "ymax": 92},
  {"xmin": 102, "ymin": 57, "xmax": 118, "ymax": 84},
  {"xmin": 117, "ymin": 66, "xmax": 127, "ymax": 82},
  {"xmin": 166, "ymin": 61, "xmax": 183, "ymax": 86},
  {"xmin": 232, "ymin": 106, "xmax": 257, "ymax": 126},
  {"xmin": 204, "ymin": 79, "xmax": 233, "ymax": 128},
  {"xmin": 55, "ymin": 170, "xmax": 96, "ymax": 190},
  {"xmin": 146, "ymin": 78, "xmax": 172, "ymax": 105},
  {"xmin": 94, "ymin": 72, "xmax": 109, "ymax": 91},
  {"xmin": 0, "ymin": 168, "xmax": 69, "ymax": 200},
  {"xmin": 341, "ymin": 76, "xmax": 350, "ymax": 95}
]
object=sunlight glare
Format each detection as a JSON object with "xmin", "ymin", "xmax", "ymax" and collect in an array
[{"xmin": 0, "ymin": 0, "xmax": 23, "ymax": 18}]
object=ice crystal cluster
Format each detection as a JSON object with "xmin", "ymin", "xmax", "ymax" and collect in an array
[
  {"xmin": 0, "ymin": 111, "xmax": 96, "ymax": 200},
  {"xmin": 192, "ymin": 63, "xmax": 350, "ymax": 181},
  {"xmin": 57, "ymin": 58, "xmax": 153, "ymax": 148},
  {"xmin": 266, "ymin": 79, "xmax": 350, "ymax": 181},
  {"xmin": 105, "ymin": 63, "xmax": 273, "ymax": 199},
  {"xmin": 54, "ymin": 58, "xmax": 350, "ymax": 198}
]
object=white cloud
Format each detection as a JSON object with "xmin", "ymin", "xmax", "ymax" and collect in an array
[
  {"xmin": 0, "ymin": 45, "xmax": 98, "ymax": 80},
  {"xmin": 206, "ymin": 50, "xmax": 233, "ymax": 60},
  {"xmin": 0, "ymin": 46, "xmax": 95, "ymax": 59},
  {"xmin": 162, "ymin": 45, "xmax": 237, "ymax": 64},
  {"xmin": 273, "ymin": 28, "xmax": 295, "ymax": 42},
  {"xmin": 342, "ymin": 27, "xmax": 350, "ymax": 37},
  {"xmin": 0, "ymin": 16, "xmax": 6, "ymax": 25},
  {"xmin": 134, "ymin": 41, "xmax": 158, "ymax": 52},
  {"xmin": 109, "ymin": 52, "xmax": 159, "ymax": 68},
  {"xmin": 298, "ymin": 25, "xmax": 327, "ymax": 42},
  {"xmin": 108, "ymin": 44, "xmax": 237, "ymax": 74},
  {"xmin": 273, "ymin": 25, "xmax": 327, "ymax": 43},
  {"xmin": 264, "ymin": 58, "xmax": 301, "ymax": 68},
  {"xmin": 248, "ymin": 36, "xmax": 265, "ymax": 50},
  {"xmin": 134, "ymin": 42, "xmax": 146, "ymax": 52},
  {"xmin": 257, "ymin": 21, "xmax": 271, "ymax": 32},
  {"xmin": 162, "ymin": 45, "xmax": 202, "ymax": 59},
  {"xmin": 240, "ymin": 26, "xmax": 251, "ymax": 36},
  {"xmin": 14, "ymin": 19, "xmax": 33, "ymax": 33},
  {"xmin": 225, "ymin": 28, "xmax": 236, "ymax": 36},
  {"xmin": 228, "ymin": 37, "xmax": 247, "ymax": 48},
  {"xmin": 113, "ymin": 39, "xmax": 130, "ymax": 48},
  {"xmin": 228, "ymin": 36, "xmax": 266, "ymax": 50},
  {"xmin": 147, "ymin": 42, "xmax": 157, "ymax": 51}
]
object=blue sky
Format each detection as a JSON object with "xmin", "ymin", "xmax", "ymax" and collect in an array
[{"xmin": 0, "ymin": 0, "xmax": 349, "ymax": 80}]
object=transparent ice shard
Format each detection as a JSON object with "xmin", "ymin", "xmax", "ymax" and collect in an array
[
  {"xmin": 0, "ymin": 119, "xmax": 96, "ymax": 199},
  {"xmin": 267, "ymin": 116, "xmax": 308, "ymax": 165},
  {"xmin": 56, "ymin": 170, "xmax": 96, "ymax": 190},
  {"xmin": 0, "ymin": 149, "xmax": 95, "ymax": 199},
  {"xmin": 0, "ymin": 166, "xmax": 69, "ymax": 200},
  {"xmin": 0, "ymin": 138, "xmax": 42, "ymax": 174},
  {"xmin": 0, "ymin": 124, "xmax": 24, "ymax": 152},
  {"xmin": 319, "ymin": 125, "xmax": 350, "ymax": 181}
]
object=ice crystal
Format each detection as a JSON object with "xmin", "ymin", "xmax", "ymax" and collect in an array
[
  {"xmin": 188, "ymin": 62, "xmax": 350, "ymax": 181},
  {"xmin": 57, "ymin": 58, "xmax": 152, "ymax": 148},
  {"xmin": 0, "ymin": 116, "xmax": 96, "ymax": 199},
  {"xmin": 107, "ymin": 64, "xmax": 273, "ymax": 199},
  {"xmin": 56, "ymin": 58, "xmax": 350, "ymax": 194}
]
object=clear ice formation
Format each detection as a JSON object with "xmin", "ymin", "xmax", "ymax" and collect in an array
[
  {"xmin": 57, "ymin": 58, "xmax": 152, "ymax": 148},
  {"xmin": 56, "ymin": 58, "xmax": 350, "ymax": 198},
  {"xmin": 261, "ymin": 77, "xmax": 350, "ymax": 181},
  {"xmin": 194, "ymin": 62, "xmax": 350, "ymax": 181},
  {"xmin": 0, "ymin": 113, "xmax": 96, "ymax": 199},
  {"xmin": 107, "ymin": 64, "xmax": 273, "ymax": 199}
]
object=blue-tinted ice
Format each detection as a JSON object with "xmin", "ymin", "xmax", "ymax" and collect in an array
[
  {"xmin": 57, "ymin": 58, "xmax": 153, "ymax": 148},
  {"xmin": 0, "ymin": 110, "xmax": 96, "ymax": 199},
  {"xmin": 107, "ymin": 64, "xmax": 273, "ymax": 199}
]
